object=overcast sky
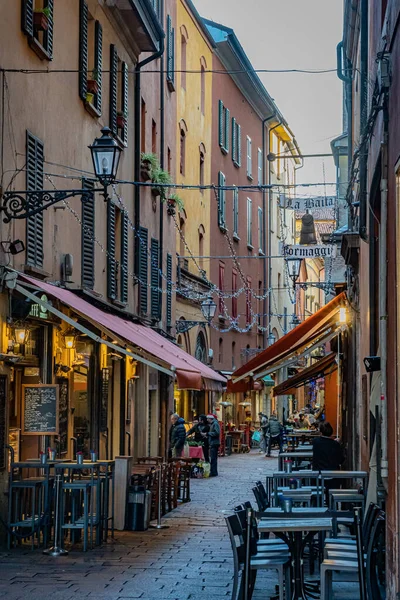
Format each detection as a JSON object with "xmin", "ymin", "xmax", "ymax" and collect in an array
[{"xmin": 195, "ymin": 0, "xmax": 344, "ymax": 196}]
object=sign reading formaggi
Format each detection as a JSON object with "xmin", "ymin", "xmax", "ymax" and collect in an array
[{"xmin": 281, "ymin": 243, "xmax": 337, "ymax": 259}]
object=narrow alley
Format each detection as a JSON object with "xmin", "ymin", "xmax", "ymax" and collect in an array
[{"xmin": 0, "ymin": 453, "xmax": 358, "ymax": 600}]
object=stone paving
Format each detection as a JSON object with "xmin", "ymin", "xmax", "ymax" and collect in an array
[{"xmin": 0, "ymin": 451, "xmax": 360, "ymax": 600}]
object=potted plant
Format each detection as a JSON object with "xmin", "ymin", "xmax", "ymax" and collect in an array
[
  {"xmin": 140, "ymin": 152, "xmax": 158, "ymax": 182},
  {"xmin": 33, "ymin": 6, "xmax": 50, "ymax": 31},
  {"xmin": 86, "ymin": 69, "xmax": 99, "ymax": 95},
  {"xmin": 151, "ymin": 166, "xmax": 171, "ymax": 199},
  {"xmin": 117, "ymin": 110, "xmax": 128, "ymax": 129},
  {"xmin": 85, "ymin": 92, "xmax": 94, "ymax": 105},
  {"xmin": 166, "ymin": 193, "xmax": 184, "ymax": 215}
]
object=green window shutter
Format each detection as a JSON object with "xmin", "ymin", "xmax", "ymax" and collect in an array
[
  {"xmin": 21, "ymin": 0, "xmax": 34, "ymax": 37},
  {"xmin": 150, "ymin": 238, "xmax": 160, "ymax": 320},
  {"xmin": 237, "ymin": 124, "xmax": 242, "ymax": 167},
  {"xmin": 231, "ymin": 117, "xmax": 236, "ymax": 162},
  {"xmin": 218, "ymin": 100, "xmax": 224, "ymax": 147},
  {"xmin": 107, "ymin": 201, "xmax": 116, "ymax": 300},
  {"xmin": 167, "ymin": 15, "xmax": 172, "ymax": 81},
  {"xmin": 26, "ymin": 131, "xmax": 44, "ymax": 268},
  {"xmin": 224, "ymin": 108, "xmax": 230, "ymax": 153},
  {"xmin": 81, "ymin": 178, "xmax": 95, "ymax": 289},
  {"xmin": 45, "ymin": 0, "xmax": 54, "ymax": 59},
  {"xmin": 79, "ymin": 0, "xmax": 88, "ymax": 101},
  {"xmin": 120, "ymin": 211, "xmax": 129, "ymax": 303},
  {"xmin": 109, "ymin": 45, "xmax": 118, "ymax": 135},
  {"xmin": 121, "ymin": 61, "xmax": 129, "ymax": 146},
  {"xmin": 94, "ymin": 21, "xmax": 103, "ymax": 114},
  {"xmin": 139, "ymin": 227, "xmax": 148, "ymax": 314},
  {"xmin": 166, "ymin": 253, "xmax": 172, "ymax": 328}
]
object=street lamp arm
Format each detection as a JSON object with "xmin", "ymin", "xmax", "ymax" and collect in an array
[{"xmin": 0, "ymin": 188, "xmax": 103, "ymax": 223}]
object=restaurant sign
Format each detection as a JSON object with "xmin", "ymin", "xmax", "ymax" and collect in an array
[
  {"xmin": 280, "ymin": 195, "xmax": 336, "ymax": 211},
  {"xmin": 281, "ymin": 243, "xmax": 337, "ymax": 259}
]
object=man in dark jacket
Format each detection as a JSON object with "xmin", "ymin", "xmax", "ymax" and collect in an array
[
  {"xmin": 266, "ymin": 412, "xmax": 283, "ymax": 456},
  {"xmin": 169, "ymin": 413, "xmax": 186, "ymax": 458},
  {"xmin": 312, "ymin": 421, "xmax": 345, "ymax": 471},
  {"xmin": 187, "ymin": 415, "xmax": 210, "ymax": 462},
  {"xmin": 207, "ymin": 414, "xmax": 220, "ymax": 476}
]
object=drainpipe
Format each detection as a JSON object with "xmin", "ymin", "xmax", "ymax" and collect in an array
[
  {"xmin": 262, "ymin": 113, "xmax": 276, "ymax": 349},
  {"xmin": 134, "ymin": 38, "xmax": 165, "ymax": 278},
  {"xmin": 379, "ymin": 95, "xmax": 389, "ymax": 487},
  {"xmin": 359, "ymin": 0, "xmax": 368, "ymax": 240},
  {"xmin": 159, "ymin": 0, "xmax": 165, "ymax": 327},
  {"xmin": 336, "ymin": 41, "xmax": 353, "ymax": 230}
]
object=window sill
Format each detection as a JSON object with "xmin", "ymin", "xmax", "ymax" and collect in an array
[
  {"xmin": 219, "ymin": 225, "xmax": 227, "ymax": 234},
  {"xmin": 28, "ymin": 36, "xmax": 51, "ymax": 61},
  {"xmin": 233, "ymin": 160, "xmax": 241, "ymax": 169},
  {"xmin": 247, "ymin": 244, "xmax": 254, "ymax": 251},
  {"xmin": 111, "ymin": 299, "xmax": 127, "ymax": 309},
  {"xmin": 84, "ymin": 101, "xmax": 101, "ymax": 119},
  {"xmin": 233, "ymin": 233, "xmax": 240, "ymax": 242},
  {"xmin": 220, "ymin": 146, "xmax": 228, "ymax": 156},
  {"xmin": 247, "ymin": 174, "xmax": 253, "ymax": 182},
  {"xmin": 23, "ymin": 264, "xmax": 51, "ymax": 280},
  {"xmin": 258, "ymin": 249, "xmax": 265, "ymax": 256},
  {"xmin": 167, "ymin": 79, "xmax": 176, "ymax": 93}
]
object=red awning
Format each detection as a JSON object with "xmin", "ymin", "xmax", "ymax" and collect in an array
[
  {"xmin": 226, "ymin": 379, "xmax": 263, "ymax": 393},
  {"xmin": 273, "ymin": 352, "xmax": 338, "ymax": 396},
  {"xmin": 18, "ymin": 275, "xmax": 226, "ymax": 390},
  {"xmin": 232, "ymin": 292, "xmax": 347, "ymax": 382}
]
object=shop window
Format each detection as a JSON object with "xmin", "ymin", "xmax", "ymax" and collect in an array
[
  {"xmin": 218, "ymin": 100, "xmax": 230, "ymax": 154},
  {"xmin": 107, "ymin": 201, "xmax": 128, "ymax": 304},
  {"xmin": 79, "ymin": 1, "xmax": 103, "ymax": 117},
  {"xmin": 109, "ymin": 45, "xmax": 129, "ymax": 147},
  {"xmin": 166, "ymin": 15, "xmax": 175, "ymax": 91},
  {"xmin": 21, "ymin": 0, "xmax": 54, "ymax": 61},
  {"xmin": 26, "ymin": 131, "xmax": 44, "ymax": 269}
]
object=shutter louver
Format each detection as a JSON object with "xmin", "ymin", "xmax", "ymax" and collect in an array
[
  {"xmin": 45, "ymin": 0, "xmax": 54, "ymax": 59},
  {"xmin": 120, "ymin": 211, "xmax": 129, "ymax": 304},
  {"xmin": 21, "ymin": 0, "xmax": 34, "ymax": 37},
  {"xmin": 232, "ymin": 117, "xmax": 236, "ymax": 162},
  {"xmin": 237, "ymin": 124, "xmax": 242, "ymax": 167},
  {"xmin": 26, "ymin": 131, "xmax": 44, "ymax": 268},
  {"xmin": 81, "ymin": 178, "xmax": 95, "ymax": 289},
  {"xmin": 121, "ymin": 61, "xmax": 129, "ymax": 146},
  {"xmin": 109, "ymin": 45, "xmax": 118, "ymax": 135},
  {"xmin": 94, "ymin": 21, "xmax": 103, "ymax": 114},
  {"xmin": 225, "ymin": 108, "xmax": 230, "ymax": 153},
  {"xmin": 166, "ymin": 254, "xmax": 172, "ymax": 328},
  {"xmin": 150, "ymin": 239, "xmax": 160, "ymax": 320},
  {"xmin": 218, "ymin": 100, "xmax": 224, "ymax": 147},
  {"xmin": 139, "ymin": 227, "xmax": 148, "ymax": 314},
  {"xmin": 107, "ymin": 201, "xmax": 116, "ymax": 300},
  {"xmin": 79, "ymin": 0, "xmax": 88, "ymax": 101}
]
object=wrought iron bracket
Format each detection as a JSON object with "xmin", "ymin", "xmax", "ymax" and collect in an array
[
  {"xmin": 175, "ymin": 320, "xmax": 207, "ymax": 333},
  {"xmin": 0, "ymin": 187, "xmax": 106, "ymax": 222}
]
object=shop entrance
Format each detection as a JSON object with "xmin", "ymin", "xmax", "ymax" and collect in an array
[{"xmin": 72, "ymin": 339, "xmax": 96, "ymax": 457}]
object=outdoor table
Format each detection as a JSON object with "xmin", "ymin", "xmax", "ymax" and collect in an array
[
  {"xmin": 272, "ymin": 472, "xmax": 322, "ymax": 507},
  {"xmin": 188, "ymin": 446, "xmax": 204, "ymax": 460},
  {"xmin": 278, "ymin": 451, "xmax": 313, "ymax": 471},
  {"xmin": 258, "ymin": 516, "xmax": 333, "ymax": 600}
]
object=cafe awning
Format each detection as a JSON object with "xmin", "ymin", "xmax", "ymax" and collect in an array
[
  {"xmin": 273, "ymin": 352, "xmax": 338, "ymax": 396},
  {"xmin": 226, "ymin": 379, "xmax": 263, "ymax": 393},
  {"xmin": 231, "ymin": 292, "xmax": 347, "ymax": 383},
  {"xmin": 15, "ymin": 274, "xmax": 226, "ymax": 391}
]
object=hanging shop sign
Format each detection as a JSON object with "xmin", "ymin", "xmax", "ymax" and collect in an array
[
  {"xmin": 281, "ymin": 244, "xmax": 337, "ymax": 259},
  {"xmin": 29, "ymin": 294, "xmax": 50, "ymax": 319},
  {"xmin": 280, "ymin": 196, "xmax": 336, "ymax": 211},
  {"xmin": 22, "ymin": 384, "xmax": 59, "ymax": 435}
]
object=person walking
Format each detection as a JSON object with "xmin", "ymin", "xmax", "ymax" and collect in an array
[
  {"xmin": 258, "ymin": 412, "xmax": 269, "ymax": 454},
  {"xmin": 206, "ymin": 414, "xmax": 220, "ymax": 476},
  {"xmin": 169, "ymin": 413, "xmax": 186, "ymax": 458},
  {"xmin": 187, "ymin": 414, "xmax": 210, "ymax": 462},
  {"xmin": 265, "ymin": 411, "xmax": 283, "ymax": 456}
]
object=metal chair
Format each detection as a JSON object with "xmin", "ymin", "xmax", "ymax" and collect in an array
[{"xmin": 234, "ymin": 507, "xmax": 289, "ymax": 552}]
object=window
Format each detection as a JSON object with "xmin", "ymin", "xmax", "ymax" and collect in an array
[
  {"xmin": 219, "ymin": 262, "xmax": 225, "ymax": 315},
  {"xmin": 166, "ymin": 15, "xmax": 175, "ymax": 90},
  {"xmin": 109, "ymin": 45, "xmax": 129, "ymax": 146},
  {"xmin": 232, "ymin": 342, "xmax": 236, "ymax": 370},
  {"xmin": 218, "ymin": 172, "xmax": 226, "ymax": 229},
  {"xmin": 79, "ymin": 1, "xmax": 103, "ymax": 116},
  {"xmin": 180, "ymin": 26, "xmax": 188, "ymax": 90},
  {"xmin": 141, "ymin": 99, "xmax": 146, "ymax": 153},
  {"xmin": 107, "ymin": 202, "xmax": 128, "ymax": 304},
  {"xmin": 138, "ymin": 226, "xmax": 148, "ymax": 314},
  {"xmin": 247, "ymin": 136, "xmax": 252, "ymax": 179},
  {"xmin": 166, "ymin": 253, "xmax": 173, "ymax": 330},
  {"xmin": 247, "ymin": 197, "xmax": 253, "ymax": 248},
  {"xmin": 199, "ymin": 143, "xmax": 205, "ymax": 191},
  {"xmin": 257, "ymin": 148, "xmax": 263, "ymax": 186},
  {"xmin": 246, "ymin": 276, "xmax": 252, "ymax": 325},
  {"xmin": 258, "ymin": 206, "xmax": 264, "ymax": 254},
  {"xmin": 152, "ymin": 119, "xmax": 157, "ymax": 154},
  {"xmin": 180, "ymin": 126, "xmax": 186, "ymax": 175},
  {"xmin": 81, "ymin": 179, "xmax": 95, "ymax": 289},
  {"xmin": 258, "ymin": 281, "xmax": 263, "ymax": 328},
  {"xmin": 150, "ymin": 238, "xmax": 160, "ymax": 320},
  {"xmin": 167, "ymin": 147, "xmax": 172, "ymax": 174},
  {"xmin": 22, "ymin": 0, "xmax": 54, "ymax": 61},
  {"xmin": 195, "ymin": 332, "xmax": 207, "ymax": 364},
  {"xmin": 200, "ymin": 57, "xmax": 207, "ymax": 115},
  {"xmin": 218, "ymin": 338, "xmax": 223, "ymax": 364},
  {"xmin": 26, "ymin": 131, "xmax": 44, "ymax": 268},
  {"xmin": 232, "ymin": 269, "xmax": 238, "ymax": 318},
  {"xmin": 198, "ymin": 225, "xmax": 205, "ymax": 271},
  {"xmin": 232, "ymin": 118, "xmax": 241, "ymax": 167},
  {"xmin": 233, "ymin": 187, "xmax": 239, "ymax": 239},
  {"xmin": 218, "ymin": 100, "xmax": 230, "ymax": 154}
]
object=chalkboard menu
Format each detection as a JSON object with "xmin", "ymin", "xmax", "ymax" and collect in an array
[
  {"xmin": 22, "ymin": 384, "xmax": 59, "ymax": 435},
  {"xmin": 0, "ymin": 376, "xmax": 7, "ymax": 470},
  {"xmin": 57, "ymin": 378, "xmax": 69, "ymax": 453}
]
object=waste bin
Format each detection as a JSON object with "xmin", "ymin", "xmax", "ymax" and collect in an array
[{"xmin": 126, "ymin": 485, "xmax": 151, "ymax": 531}]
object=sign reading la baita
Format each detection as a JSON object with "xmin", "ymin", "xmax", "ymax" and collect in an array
[{"xmin": 281, "ymin": 196, "xmax": 336, "ymax": 211}]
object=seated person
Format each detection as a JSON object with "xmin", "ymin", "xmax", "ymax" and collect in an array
[{"xmin": 312, "ymin": 421, "xmax": 345, "ymax": 470}]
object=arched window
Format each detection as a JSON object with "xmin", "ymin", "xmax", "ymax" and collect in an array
[
  {"xmin": 179, "ymin": 119, "xmax": 188, "ymax": 176},
  {"xmin": 180, "ymin": 26, "xmax": 188, "ymax": 90},
  {"xmin": 200, "ymin": 56, "xmax": 207, "ymax": 114},
  {"xmin": 195, "ymin": 331, "xmax": 207, "ymax": 364},
  {"xmin": 198, "ymin": 224, "xmax": 205, "ymax": 271},
  {"xmin": 199, "ymin": 142, "xmax": 206, "ymax": 191}
]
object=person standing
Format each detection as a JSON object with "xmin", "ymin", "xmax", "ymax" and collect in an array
[
  {"xmin": 187, "ymin": 414, "xmax": 210, "ymax": 462},
  {"xmin": 206, "ymin": 414, "xmax": 220, "ymax": 476},
  {"xmin": 258, "ymin": 412, "xmax": 269, "ymax": 454},
  {"xmin": 169, "ymin": 413, "xmax": 186, "ymax": 458},
  {"xmin": 266, "ymin": 411, "xmax": 283, "ymax": 456}
]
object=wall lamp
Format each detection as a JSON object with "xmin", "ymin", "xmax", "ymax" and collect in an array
[
  {"xmin": 363, "ymin": 356, "xmax": 381, "ymax": 373},
  {"xmin": 1, "ymin": 239, "xmax": 25, "ymax": 255}
]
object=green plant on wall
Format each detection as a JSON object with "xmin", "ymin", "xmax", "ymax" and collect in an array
[
  {"xmin": 34, "ymin": 6, "xmax": 51, "ymax": 17},
  {"xmin": 140, "ymin": 153, "xmax": 173, "ymax": 200},
  {"xmin": 166, "ymin": 193, "xmax": 185, "ymax": 212}
]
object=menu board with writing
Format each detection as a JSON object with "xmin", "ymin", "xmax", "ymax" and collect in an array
[{"xmin": 22, "ymin": 384, "xmax": 59, "ymax": 435}]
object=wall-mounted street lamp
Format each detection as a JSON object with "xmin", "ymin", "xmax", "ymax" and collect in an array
[
  {"xmin": 0, "ymin": 128, "xmax": 121, "ymax": 223},
  {"xmin": 62, "ymin": 328, "xmax": 77, "ymax": 350},
  {"xmin": 175, "ymin": 296, "xmax": 217, "ymax": 333},
  {"xmin": 286, "ymin": 257, "xmax": 303, "ymax": 287}
]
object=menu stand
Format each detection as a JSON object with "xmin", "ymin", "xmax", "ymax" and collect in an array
[
  {"xmin": 149, "ymin": 464, "xmax": 169, "ymax": 530},
  {"xmin": 43, "ymin": 474, "xmax": 68, "ymax": 556}
]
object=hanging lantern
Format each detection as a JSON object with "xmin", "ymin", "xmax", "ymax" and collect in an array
[
  {"xmin": 13, "ymin": 324, "xmax": 30, "ymax": 345},
  {"xmin": 299, "ymin": 213, "xmax": 317, "ymax": 245},
  {"xmin": 62, "ymin": 328, "xmax": 77, "ymax": 349}
]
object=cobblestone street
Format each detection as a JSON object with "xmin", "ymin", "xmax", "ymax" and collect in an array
[{"xmin": 0, "ymin": 452, "xmax": 359, "ymax": 600}]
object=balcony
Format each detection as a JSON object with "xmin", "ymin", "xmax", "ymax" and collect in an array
[{"xmin": 106, "ymin": 0, "xmax": 164, "ymax": 54}]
